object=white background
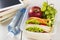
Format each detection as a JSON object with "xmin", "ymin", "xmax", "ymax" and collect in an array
[{"xmin": 0, "ymin": 0, "xmax": 60, "ymax": 40}]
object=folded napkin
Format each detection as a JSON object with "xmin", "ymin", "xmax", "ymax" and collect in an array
[
  {"xmin": 0, "ymin": 8, "xmax": 19, "ymax": 17},
  {"xmin": 0, "ymin": 11, "xmax": 17, "ymax": 23},
  {"xmin": 0, "ymin": 8, "xmax": 21, "ymax": 23}
]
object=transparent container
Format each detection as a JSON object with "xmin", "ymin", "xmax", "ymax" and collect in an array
[{"xmin": 20, "ymin": 1, "xmax": 57, "ymax": 40}]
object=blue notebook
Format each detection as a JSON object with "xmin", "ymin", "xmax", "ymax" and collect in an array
[{"xmin": 0, "ymin": 0, "xmax": 23, "ymax": 11}]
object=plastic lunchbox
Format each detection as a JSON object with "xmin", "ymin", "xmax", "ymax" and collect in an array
[{"xmin": 20, "ymin": 1, "xmax": 57, "ymax": 40}]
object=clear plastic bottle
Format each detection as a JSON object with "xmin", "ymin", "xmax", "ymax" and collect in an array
[{"xmin": 8, "ymin": 8, "xmax": 26, "ymax": 36}]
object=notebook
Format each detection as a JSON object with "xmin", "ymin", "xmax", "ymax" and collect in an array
[{"xmin": 0, "ymin": 0, "xmax": 23, "ymax": 11}]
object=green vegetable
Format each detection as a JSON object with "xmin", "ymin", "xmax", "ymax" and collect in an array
[
  {"xmin": 26, "ymin": 26, "xmax": 44, "ymax": 32},
  {"xmin": 26, "ymin": 19, "xmax": 40, "ymax": 24},
  {"xmin": 43, "ymin": 2, "xmax": 48, "ymax": 7},
  {"xmin": 41, "ymin": 2, "xmax": 57, "ymax": 27},
  {"xmin": 47, "ymin": 6, "xmax": 52, "ymax": 11},
  {"xmin": 45, "ymin": 10, "xmax": 49, "ymax": 15},
  {"xmin": 41, "ymin": 6, "xmax": 46, "ymax": 12}
]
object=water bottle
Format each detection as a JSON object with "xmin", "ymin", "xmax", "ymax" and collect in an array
[{"xmin": 8, "ymin": 8, "xmax": 26, "ymax": 36}]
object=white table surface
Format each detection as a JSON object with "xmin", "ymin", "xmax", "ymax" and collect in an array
[{"xmin": 0, "ymin": 0, "xmax": 60, "ymax": 40}]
